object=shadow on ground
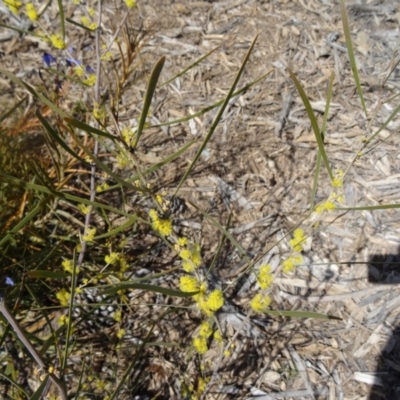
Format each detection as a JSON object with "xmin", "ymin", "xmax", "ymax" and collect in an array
[{"xmin": 368, "ymin": 248, "xmax": 400, "ymax": 400}]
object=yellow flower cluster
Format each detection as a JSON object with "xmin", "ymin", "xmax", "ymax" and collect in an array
[
  {"xmin": 82, "ymin": 227, "xmax": 96, "ymax": 242},
  {"xmin": 149, "ymin": 209, "xmax": 173, "ymax": 237},
  {"xmin": 116, "ymin": 328, "xmax": 125, "ymax": 339},
  {"xmin": 282, "ymin": 254, "xmax": 303, "ymax": 273},
  {"xmin": 104, "ymin": 252, "xmax": 119, "ymax": 265},
  {"xmin": 56, "ymin": 288, "xmax": 70, "ymax": 306},
  {"xmin": 289, "ymin": 228, "xmax": 306, "ymax": 252},
  {"xmin": 83, "ymin": 74, "xmax": 96, "ymax": 87},
  {"xmin": 78, "ymin": 204, "xmax": 90, "ymax": 215},
  {"xmin": 315, "ymin": 200, "xmax": 337, "ymax": 214},
  {"xmin": 250, "ymin": 293, "xmax": 271, "ymax": 312},
  {"xmin": 179, "ymin": 275, "xmax": 202, "ymax": 293},
  {"xmin": 257, "ymin": 264, "xmax": 273, "ymax": 289},
  {"xmin": 175, "ymin": 239, "xmax": 202, "ymax": 272},
  {"xmin": 96, "ymin": 182, "xmax": 109, "ymax": 192},
  {"xmin": 121, "ymin": 127, "xmax": 136, "ymax": 147},
  {"xmin": 331, "ymin": 169, "xmax": 344, "ymax": 188},
  {"xmin": 195, "ymin": 289, "xmax": 224, "ymax": 316},
  {"xmin": 92, "ymin": 103, "xmax": 105, "ymax": 120},
  {"xmin": 62, "ymin": 259, "xmax": 80, "ymax": 274},
  {"xmin": 125, "ymin": 0, "xmax": 137, "ymax": 8},
  {"xmin": 80, "ymin": 16, "xmax": 97, "ymax": 30},
  {"xmin": 26, "ymin": 3, "xmax": 38, "ymax": 21},
  {"xmin": 50, "ymin": 33, "xmax": 66, "ymax": 50},
  {"xmin": 5, "ymin": 0, "xmax": 21, "ymax": 14},
  {"xmin": 179, "ymin": 275, "xmax": 223, "ymax": 315},
  {"xmin": 192, "ymin": 321, "xmax": 213, "ymax": 354}
]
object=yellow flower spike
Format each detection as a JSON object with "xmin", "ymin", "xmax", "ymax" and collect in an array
[
  {"xmin": 257, "ymin": 264, "xmax": 273, "ymax": 289},
  {"xmin": 56, "ymin": 289, "xmax": 70, "ymax": 306},
  {"xmin": 214, "ymin": 330, "xmax": 223, "ymax": 342},
  {"xmin": 26, "ymin": 3, "xmax": 38, "ymax": 21},
  {"xmin": 182, "ymin": 261, "xmax": 195, "ymax": 273},
  {"xmin": 199, "ymin": 282, "xmax": 208, "ymax": 293},
  {"xmin": 5, "ymin": 0, "xmax": 22, "ymax": 14},
  {"xmin": 179, "ymin": 275, "xmax": 199, "ymax": 292},
  {"xmin": 178, "ymin": 237, "xmax": 188, "ymax": 247},
  {"xmin": 82, "ymin": 227, "xmax": 96, "ymax": 242},
  {"xmin": 50, "ymin": 33, "xmax": 66, "ymax": 50},
  {"xmin": 121, "ymin": 127, "xmax": 136, "ymax": 147},
  {"xmin": 199, "ymin": 321, "xmax": 213, "ymax": 338},
  {"xmin": 193, "ymin": 336, "xmax": 208, "ymax": 354},
  {"xmin": 116, "ymin": 328, "xmax": 125, "ymax": 339},
  {"xmin": 78, "ymin": 204, "xmax": 90, "ymax": 215},
  {"xmin": 83, "ymin": 74, "xmax": 96, "ymax": 86},
  {"xmin": 205, "ymin": 290, "xmax": 224, "ymax": 312},
  {"xmin": 282, "ymin": 255, "xmax": 303, "ymax": 273},
  {"xmin": 250, "ymin": 293, "xmax": 271, "ymax": 313},
  {"xmin": 58, "ymin": 314, "xmax": 68, "ymax": 326},
  {"xmin": 179, "ymin": 249, "xmax": 191, "ymax": 261},
  {"xmin": 289, "ymin": 228, "xmax": 306, "ymax": 252},
  {"xmin": 125, "ymin": 0, "xmax": 137, "ymax": 8},
  {"xmin": 105, "ymin": 252, "xmax": 119, "ymax": 265},
  {"xmin": 155, "ymin": 218, "xmax": 173, "ymax": 237}
]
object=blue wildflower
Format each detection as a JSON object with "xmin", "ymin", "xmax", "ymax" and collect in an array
[
  {"xmin": 85, "ymin": 65, "xmax": 95, "ymax": 74},
  {"xmin": 65, "ymin": 57, "xmax": 82, "ymax": 67},
  {"xmin": 43, "ymin": 52, "xmax": 56, "ymax": 67},
  {"xmin": 5, "ymin": 277, "xmax": 14, "ymax": 286}
]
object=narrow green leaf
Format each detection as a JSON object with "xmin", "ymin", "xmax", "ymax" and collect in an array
[
  {"xmin": 134, "ymin": 57, "xmax": 166, "ymax": 148},
  {"xmin": 365, "ymin": 101, "xmax": 400, "ymax": 146},
  {"xmin": 0, "ymin": 370, "xmax": 29, "ymax": 397},
  {"xmin": 0, "ymin": 197, "xmax": 50, "ymax": 247},
  {"xmin": 310, "ymin": 72, "xmax": 335, "ymax": 209},
  {"xmin": 66, "ymin": 17, "xmax": 94, "ymax": 32},
  {"xmin": 27, "ymin": 271, "xmax": 69, "ymax": 279},
  {"xmin": 0, "ymin": 22, "xmax": 30, "ymax": 36},
  {"xmin": 100, "ymin": 282, "xmax": 198, "ymax": 298},
  {"xmin": 65, "ymin": 117, "xmax": 118, "ymax": 141},
  {"xmin": 288, "ymin": 68, "xmax": 333, "ymax": 181},
  {"xmin": 175, "ymin": 35, "xmax": 259, "ymax": 195},
  {"xmin": 56, "ymin": 0, "xmax": 66, "ymax": 40},
  {"xmin": 94, "ymin": 215, "xmax": 139, "ymax": 239},
  {"xmin": 339, "ymin": 203, "xmax": 400, "ymax": 211},
  {"xmin": 340, "ymin": 0, "xmax": 368, "ymax": 117},
  {"xmin": 30, "ymin": 375, "xmax": 49, "ymax": 400},
  {"xmin": 264, "ymin": 310, "xmax": 342, "ymax": 320}
]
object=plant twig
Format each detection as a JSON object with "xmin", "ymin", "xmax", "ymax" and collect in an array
[{"xmin": 0, "ymin": 296, "xmax": 67, "ymax": 400}]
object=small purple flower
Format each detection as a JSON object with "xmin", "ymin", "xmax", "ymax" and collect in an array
[
  {"xmin": 85, "ymin": 65, "xmax": 95, "ymax": 74},
  {"xmin": 5, "ymin": 277, "xmax": 14, "ymax": 286},
  {"xmin": 43, "ymin": 52, "xmax": 56, "ymax": 67},
  {"xmin": 65, "ymin": 57, "xmax": 82, "ymax": 67}
]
